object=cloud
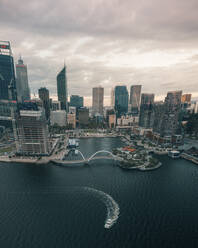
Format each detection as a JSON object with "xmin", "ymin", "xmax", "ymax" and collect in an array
[{"xmin": 0, "ymin": 0, "xmax": 198, "ymax": 105}]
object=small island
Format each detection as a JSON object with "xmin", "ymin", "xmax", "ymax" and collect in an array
[{"xmin": 113, "ymin": 146, "xmax": 162, "ymax": 171}]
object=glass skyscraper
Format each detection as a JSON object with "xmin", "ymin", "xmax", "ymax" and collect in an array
[
  {"xmin": 57, "ymin": 65, "xmax": 68, "ymax": 111},
  {"xmin": 0, "ymin": 41, "xmax": 16, "ymax": 100},
  {"xmin": 114, "ymin": 86, "xmax": 128, "ymax": 117},
  {"xmin": 70, "ymin": 95, "xmax": 83, "ymax": 108}
]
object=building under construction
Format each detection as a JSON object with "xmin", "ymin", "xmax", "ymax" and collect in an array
[{"xmin": 16, "ymin": 110, "xmax": 51, "ymax": 156}]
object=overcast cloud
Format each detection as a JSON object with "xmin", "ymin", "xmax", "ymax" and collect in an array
[{"xmin": 1, "ymin": 0, "xmax": 198, "ymax": 105}]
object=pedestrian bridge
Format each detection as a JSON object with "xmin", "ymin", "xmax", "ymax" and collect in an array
[{"xmin": 58, "ymin": 149, "xmax": 123, "ymax": 164}]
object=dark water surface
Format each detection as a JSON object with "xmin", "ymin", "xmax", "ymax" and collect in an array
[{"xmin": 1, "ymin": 137, "xmax": 198, "ymax": 248}]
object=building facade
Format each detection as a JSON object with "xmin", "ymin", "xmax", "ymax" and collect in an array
[
  {"xmin": 78, "ymin": 107, "xmax": 89, "ymax": 127},
  {"xmin": 70, "ymin": 95, "xmax": 83, "ymax": 108},
  {"xmin": 0, "ymin": 41, "xmax": 17, "ymax": 101},
  {"xmin": 139, "ymin": 93, "xmax": 155, "ymax": 128},
  {"xmin": 129, "ymin": 85, "xmax": 142, "ymax": 115},
  {"xmin": 50, "ymin": 110, "xmax": 66, "ymax": 127},
  {"xmin": 67, "ymin": 113, "xmax": 76, "ymax": 129},
  {"xmin": 0, "ymin": 100, "xmax": 17, "ymax": 128},
  {"xmin": 16, "ymin": 110, "xmax": 50, "ymax": 155},
  {"xmin": 51, "ymin": 100, "xmax": 61, "ymax": 111},
  {"xmin": 111, "ymin": 88, "xmax": 115, "ymax": 108},
  {"xmin": 152, "ymin": 101, "xmax": 165, "ymax": 134},
  {"xmin": 108, "ymin": 114, "xmax": 116, "ymax": 129},
  {"xmin": 114, "ymin": 86, "xmax": 128, "ymax": 117},
  {"xmin": 92, "ymin": 87, "xmax": 104, "ymax": 116},
  {"xmin": 117, "ymin": 115, "xmax": 139, "ymax": 126},
  {"xmin": 57, "ymin": 66, "xmax": 68, "ymax": 111},
  {"xmin": 181, "ymin": 94, "xmax": 191, "ymax": 103},
  {"xmin": 160, "ymin": 91, "xmax": 182, "ymax": 136},
  {"xmin": 16, "ymin": 56, "xmax": 30, "ymax": 102},
  {"xmin": 38, "ymin": 87, "xmax": 50, "ymax": 121}
]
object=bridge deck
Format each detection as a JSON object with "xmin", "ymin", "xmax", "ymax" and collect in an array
[{"xmin": 52, "ymin": 155, "xmax": 122, "ymax": 165}]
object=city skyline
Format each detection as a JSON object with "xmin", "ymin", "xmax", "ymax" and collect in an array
[{"xmin": 1, "ymin": 0, "xmax": 198, "ymax": 105}]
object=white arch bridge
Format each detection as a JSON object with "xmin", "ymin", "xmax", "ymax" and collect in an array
[{"xmin": 59, "ymin": 150, "xmax": 123, "ymax": 164}]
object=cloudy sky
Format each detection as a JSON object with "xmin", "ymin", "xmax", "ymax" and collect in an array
[{"xmin": 1, "ymin": 0, "xmax": 198, "ymax": 105}]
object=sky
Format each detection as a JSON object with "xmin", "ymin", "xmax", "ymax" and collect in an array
[{"xmin": 1, "ymin": 0, "xmax": 198, "ymax": 106}]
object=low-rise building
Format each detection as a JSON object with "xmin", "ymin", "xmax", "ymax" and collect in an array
[
  {"xmin": 67, "ymin": 112, "xmax": 76, "ymax": 129},
  {"xmin": 50, "ymin": 110, "xmax": 66, "ymax": 127},
  {"xmin": 109, "ymin": 114, "xmax": 116, "ymax": 128},
  {"xmin": 117, "ymin": 115, "xmax": 139, "ymax": 126}
]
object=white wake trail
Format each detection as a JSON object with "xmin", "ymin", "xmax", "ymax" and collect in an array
[{"xmin": 82, "ymin": 187, "xmax": 120, "ymax": 229}]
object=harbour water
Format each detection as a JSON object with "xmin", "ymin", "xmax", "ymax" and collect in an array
[{"xmin": 0, "ymin": 137, "xmax": 198, "ymax": 247}]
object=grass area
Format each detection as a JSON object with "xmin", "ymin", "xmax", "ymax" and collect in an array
[{"xmin": 0, "ymin": 146, "xmax": 14, "ymax": 154}]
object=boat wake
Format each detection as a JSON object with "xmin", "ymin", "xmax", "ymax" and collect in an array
[
  {"xmin": 5, "ymin": 186, "xmax": 120, "ymax": 229},
  {"xmin": 82, "ymin": 187, "xmax": 120, "ymax": 229}
]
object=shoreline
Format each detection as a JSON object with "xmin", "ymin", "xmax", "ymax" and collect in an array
[{"xmin": 118, "ymin": 161, "xmax": 162, "ymax": 171}]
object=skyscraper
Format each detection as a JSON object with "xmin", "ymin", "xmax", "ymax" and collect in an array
[
  {"xmin": 57, "ymin": 65, "xmax": 68, "ymax": 111},
  {"xmin": 114, "ymin": 86, "xmax": 128, "ymax": 117},
  {"xmin": 160, "ymin": 91, "xmax": 182, "ymax": 136},
  {"xmin": 129, "ymin": 85, "xmax": 142, "ymax": 115},
  {"xmin": 111, "ymin": 88, "xmax": 115, "ymax": 108},
  {"xmin": 70, "ymin": 95, "xmax": 83, "ymax": 108},
  {"xmin": 38, "ymin": 87, "xmax": 50, "ymax": 121},
  {"xmin": 139, "ymin": 93, "xmax": 155, "ymax": 128},
  {"xmin": 153, "ymin": 101, "xmax": 165, "ymax": 134},
  {"xmin": 92, "ymin": 87, "xmax": 104, "ymax": 116},
  {"xmin": 78, "ymin": 107, "xmax": 89, "ymax": 127},
  {"xmin": 0, "ymin": 41, "xmax": 16, "ymax": 100},
  {"xmin": 16, "ymin": 56, "xmax": 30, "ymax": 102}
]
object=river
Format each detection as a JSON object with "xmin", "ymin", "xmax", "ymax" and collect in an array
[{"xmin": 0, "ymin": 137, "xmax": 198, "ymax": 248}]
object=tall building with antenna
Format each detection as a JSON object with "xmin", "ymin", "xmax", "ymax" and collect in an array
[
  {"xmin": 16, "ymin": 56, "xmax": 30, "ymax": 102},
  {"xmin": 57, "ymin": 64, "xmax": 68, "ymax": 111},
  {"xmin": 0, "ymin": 41, "xmax": 17, "ymax": 100}
]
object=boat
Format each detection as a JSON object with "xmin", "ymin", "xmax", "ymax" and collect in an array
[
  {"xmin": 168, "ymin": 150, "xmax": 180, "ymax": 158},
  {"xmin": 67, "ymin": 139, "xmax": 78, "ymax": 149},
  {"xmin": 74, "ymin": 150, "xmax": 79, "ymax": 155}
]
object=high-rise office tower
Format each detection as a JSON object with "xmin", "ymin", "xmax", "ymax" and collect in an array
[
  {"xmin": 129, "ymin": 85, "xmax": 142, "ymax": 115},
  {"xmin": 38, "ymin": 87, "xmax": 50, "ymax": 121},
  {"xmin": 57, "ymin": 65, "xmax": 68, "ymax": 111},
  {"xmin": 0, "ymin": 41, "xmax": 17, "ymax": 100},
  {"xmin": 70, "ymin": 95, "xmax": 83, "ymax": 108},
  {"xmin": 139, "ymin": 93, "xmax": 155, "ymax": 128},
  {"xmin": 92, "ymin": 87, "xmax": 104, "ymax": 116},
  {"xmin": 78, "ymin": 107, "xmax": 89, "ymax": 127},
  {"xmin": 111, "ymin": 88, "xmax": 115, "ymax": 108},
  {"xmin": 153, "ymin": 101, "xmax": 165, "ymax": 133},
  {"xmin": 114, "ymin": 86, "xmax": 128, "ymax": 117},
  {"xmin": 16, "ymin": 110, "xmax": 50, "ymax": 155},
  {"xmin": 160, "ymin": 91, "xmax": 182, "ymax": 136},
  {"xmin": 16, "ymin": 56, "xmax": 30, "ymax": 102}
]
